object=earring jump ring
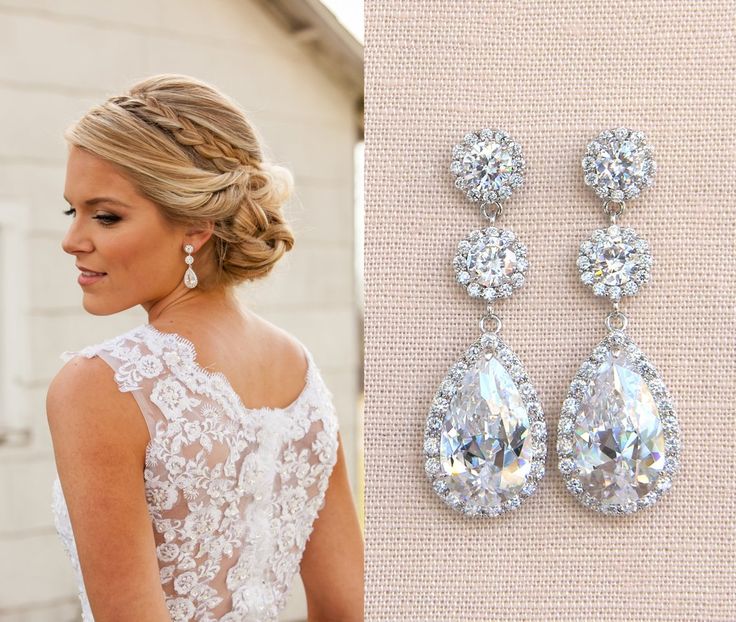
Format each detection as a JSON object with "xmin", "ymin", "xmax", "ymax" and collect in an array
[{"xmin": 481, "ymin": 201, "xmax": 503, "ymax": 223}]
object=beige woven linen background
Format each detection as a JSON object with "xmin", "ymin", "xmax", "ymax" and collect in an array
[{"xmin": 363, "ymin": 2, "xmax": 735, "ymax": 621}]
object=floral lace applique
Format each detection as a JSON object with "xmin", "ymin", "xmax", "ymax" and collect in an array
[{"xmin": 52, "ymin": 324, "xmax": 339, "ymax": 622}]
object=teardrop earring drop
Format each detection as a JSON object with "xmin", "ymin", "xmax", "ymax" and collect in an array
[
  {"xmin": 183, "ymin": 243, "xmax": 198, "ymax": 289},
  {"xmin": 557, "ymin": 128, "xmax": 680, "ymax": 515},
  {"xmin": 423, "ymin": 129, "xmax": 547, "ymax": 518}
]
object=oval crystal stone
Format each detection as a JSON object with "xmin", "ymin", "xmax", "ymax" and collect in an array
[
  {"xmin": 425, "ymin": 335, "xmax": 546, "ymax": 517},
  {"xmin": 558, "ymin": 331, "xmax": 679, "ymax": 515}
]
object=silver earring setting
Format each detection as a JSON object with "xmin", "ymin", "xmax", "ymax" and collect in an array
[
  {"xmin": 183, "ymin": 243, "xmax": 198, "ymax": 289},
  {"xmin": 423, "ymin": 129, "xmax": 547, "ymax": 517},
  {"xmin": 557, "ymin": 128, "xmax": 680, "ymax": 515}
]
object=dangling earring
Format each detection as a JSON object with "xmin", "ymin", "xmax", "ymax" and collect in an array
[
  {"xmin": 557, "ymin": 128, "xmax": 680, "ymax": 515},
  {"xmin": 423, "ymin": 129, "xmax": 547, "ymax": 517},
  {"xmin": 183, "ymin": 243, "xmax": 198, "ymax": 289}
]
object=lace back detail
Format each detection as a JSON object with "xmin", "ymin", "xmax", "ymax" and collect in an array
[{"xmin": 52, "ymin": 324, "xmax": 339, "ymax": 622}]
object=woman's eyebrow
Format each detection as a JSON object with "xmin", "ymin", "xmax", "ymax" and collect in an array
[{"xmin": 62, "ymin": 196, "xmax": 133, "ymax": 208}]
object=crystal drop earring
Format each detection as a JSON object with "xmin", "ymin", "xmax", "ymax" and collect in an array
[
  {"xmin": 423, "ymin": 129, "xmax": 547, "ymax": 518},
  {"xmin": 556, "ymin": 128, "xmax": 681, "ymax": 515},
  {"xmin": 183, "ymin": 243, "xmax": 198, "ymax": 289}
]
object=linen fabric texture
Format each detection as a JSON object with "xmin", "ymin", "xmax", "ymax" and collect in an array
[{"xmin": 364, "ymin": 2, "xmax": 736, "ymax": 620}]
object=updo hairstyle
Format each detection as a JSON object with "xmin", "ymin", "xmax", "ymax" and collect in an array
[{"xmin": 65, "ymin": 73, "xmax": 295, "ymax": 289}]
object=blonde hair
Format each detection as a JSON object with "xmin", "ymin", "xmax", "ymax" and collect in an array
[{"xmin": 65, "ymin": 73, "xmax": 295, "ymax": 289}]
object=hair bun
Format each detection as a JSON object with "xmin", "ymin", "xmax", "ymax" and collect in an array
[{"xmin": 215, "ymin": 161, "xmax": 295, "ymax": 282}]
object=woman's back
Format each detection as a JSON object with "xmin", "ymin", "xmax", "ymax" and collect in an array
[{"xmin": 51, "ymin": 321, "xmax": 339, "ymax": 621}]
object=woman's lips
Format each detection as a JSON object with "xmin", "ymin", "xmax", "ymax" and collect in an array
[{"xmin": 78, "ymin": 271, "xmax": 106, "ymax": 286}]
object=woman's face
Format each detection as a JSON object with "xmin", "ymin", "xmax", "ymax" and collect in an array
[{"xmin": 62, "ymin": 145, "xmax": 192, "ymax": 316}]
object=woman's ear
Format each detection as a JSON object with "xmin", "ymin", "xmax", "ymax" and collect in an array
[{"xmin": 183, "ymin": 221, "xmax": 215, "ymax": 252}]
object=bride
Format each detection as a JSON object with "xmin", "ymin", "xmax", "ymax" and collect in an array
[{"xmin": 46, "ymin": 74, "xmax": 363, "ymax": 622}]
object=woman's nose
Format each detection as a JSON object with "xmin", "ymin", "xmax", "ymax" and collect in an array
[{"xmin": 61, "ymin": 219, "xmax": 94, "ymax": 255}]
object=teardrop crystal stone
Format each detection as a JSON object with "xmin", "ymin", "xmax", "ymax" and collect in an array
[
  {"xmin": 184, "ymin": 266, "xmax": 198, "ymax": 288},
  {"xmin": 424, "ymin": 334, "xmax": 546, "ymax": 517},
  {"xmin": 557, "ymin": 330, "xmax": 680, "ymax": 515}
]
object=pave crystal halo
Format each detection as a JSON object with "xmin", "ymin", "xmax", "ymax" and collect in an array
[
  {"xmin": 578, "ymin": 224, "xmax": 653, "ymax": 301},
  {"xmin": 454, "ymin": 226, "xmax": 529, "ymax": 301},
  {"xmin": 582, "ymin": 127, "xmax": 656, "ymax": 202},
  {"xmin": 451, "ymin": 129, "xmax": 525, "ymax": 205},
  {"xmin": 425, "ymin": 129, "xmax": 544, "ymax": 518},
  {"xmin": 424, "ymin": 333, "xmax": 546, "ymax": 517},
  {"xmin": 558, "ymin": 330, "xmax": 680, "ymax": 515}
]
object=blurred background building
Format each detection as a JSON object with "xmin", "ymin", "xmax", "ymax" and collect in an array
[{"xmin": 0, "ymin": 1, "xmax": 363, "ymax": 620}]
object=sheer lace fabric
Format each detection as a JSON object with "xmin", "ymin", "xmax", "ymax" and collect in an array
[{"xmin": 50, "ymin": 324, "xmax": 339, "ymax": 622}]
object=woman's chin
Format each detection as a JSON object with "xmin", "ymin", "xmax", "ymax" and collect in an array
[{"xmin": 81, "ymin": 295, "xmax": 123, "ymax": 316}]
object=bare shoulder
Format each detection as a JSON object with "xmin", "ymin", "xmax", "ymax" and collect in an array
[
  {"xmin": 47, "ymin": 354, "xmax": 119, "ymax": 419},
  {"xmin": 46, "ymin": 355, "xmax": 150, "ymax": 464},
  {"xmin": 46, "ymin": 355, "xmax": 170, "ymax": 618},
  {"xmin": 250, "ymin": 313, "xmax": 309, "ymax": 369},
  {"xmin": 246, "ymin": 314, "xmax": 311, "ymax": 405}
]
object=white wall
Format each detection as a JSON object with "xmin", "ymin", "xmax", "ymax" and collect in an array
[{"xmin": 0, "ymin": 1, "xmax": 360, "ymax": 620}]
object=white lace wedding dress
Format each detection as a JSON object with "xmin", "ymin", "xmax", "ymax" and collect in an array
[{"xmin": 50, "ymin": 323, "xmax": 339, "ymax": 622}]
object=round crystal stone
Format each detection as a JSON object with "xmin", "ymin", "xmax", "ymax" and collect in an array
[
  {"xmin": 451, "ymin": 130, "xmax": 524, "ymax": 203},
  {"xmin": 582, "ymin": 128, "xmax": 655, "ymax": 200},
  {"xmin": 466, "ymin": 237, "xmax": 517, "ymax": 287},
  {"xmin": 463, "ymin": 141, "xmax": 512, "ymax": 191},
  {"xmin": 455, "ymin": 227, "xmax": 528, "ymax": 300},
  {"xmin": 579, "ymin": 225, "xmax": 651, "ymax": 300}
]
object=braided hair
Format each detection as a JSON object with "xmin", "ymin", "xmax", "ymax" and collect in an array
[{"xmin": 65, "ymin": 74, "xmax": 295, "ymax": 288}]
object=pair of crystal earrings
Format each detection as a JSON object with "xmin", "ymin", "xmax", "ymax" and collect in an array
[{"xmin": 423, "ymin": 128, "xmax": 681, "ymax": 517}]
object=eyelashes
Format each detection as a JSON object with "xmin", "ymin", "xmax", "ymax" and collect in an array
[{"xmin": 63, "ymin": 208, "xmax": 121, "ymax": 225}]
